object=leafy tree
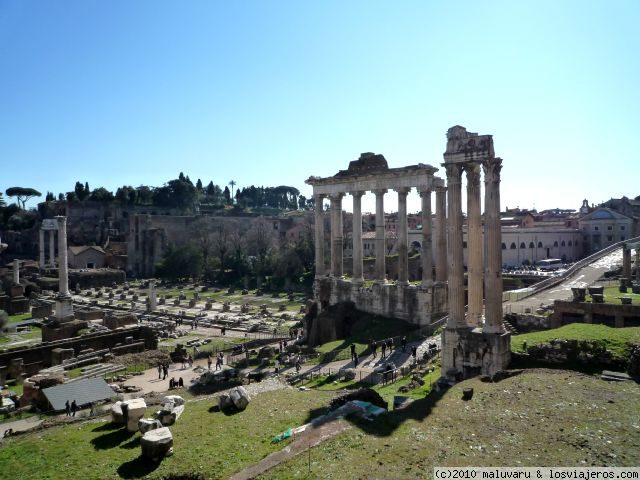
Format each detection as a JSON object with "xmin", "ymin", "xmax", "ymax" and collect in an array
[
  {"xmin": 66, "ymin": 191, "xmax": 79, "ymax": 202},
  {"xmin": 5, "ymin": 187, "xmax": 42, "ymax": 209},
  {"xmin": 206, "ymin": 181, "xmax": 215, "ymax": 196},
  {"xmin": 246, "ymin": 218, "xmax": 275, "ymax": 288},
  {"xmin": 89, "ymin": 187, "xmax": 114, "ymax": 202},
  {"xmin": 0, "ymin": 192, "xmax": 5, "ymax": 207},
  {"xmin": 153, "ymin": 177, "xmax": 197, "ymax": 210},
  {"xmin": 57, "ymin": 193, "xmax": 64, "ymax": 201},
  {"xmin": 155, "ymin": 243, "xmax": 202, "ymax": 281},
  {"xmin": 135, "ymin": 186, "xmax": 154, "ymax": 205},
  {"xmin": 196, "ymin": 178, "xmax": 203, "ymax": 191},
  {"xmin": 223, "ymin": 186, "xmax": 231, "ymax": 205},
  {"xmin": 45, "ymin": 192, "xmax": 55, "ymax": 202},
  {"xmin": 74, "ymin": 181, "xmax": 89, "ymax": 201}
]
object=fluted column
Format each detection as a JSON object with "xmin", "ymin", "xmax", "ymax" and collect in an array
[
  {"xmin": 465, "ymin": 163, "xmax": 483, "ymax": 328},
  {"xmin": 49, "ymin": 231, "xmax": 56, "ymax": 267},
  {"xmin": 434, "ymin": 186, "xmax": 448, "ymax": 282},
  {"xmin": 373, "ymin": 189, "xmax": 387, "ymax": 283},
  {"xmin": 56, "ymin": 216, "xmax": 70, "ymax": 297},
  {"xmin": 622, "ymin": 247, "xmax": 632, "ymax": 279},
  {"xmin": 39, "ymin": 229, "xmax": 45, "ymax": 269},
  {"xmin": 395, "ymin": 187, "xmax": 410, "ymax": 285},
  {"xmin": 149, "ymin": 279, "xmax": 157, "ymax": 311},
  {"xmin": 329, "ymin": 193, "xmax": 344, "ymax": 277},
  {"xmin": 314, "ymin": 194, "xmax": 326, "ymax": 277},
  {"xmin": 419, "ymin": 188, "xmax": 433, "ymax": 286},
  {"xmin": 13, "ymin": 259, "xmax": 19, "ymax": 285},
  {"xmin": 351, "ymin": 191, "xmax": 364, "ymax": 284},
  {"xmin": 446, "ymin": 164, "xmax": 465, "ymax": 328},
  {"xmin": 483, "ymin": 158, "xmax": 504, "ymax": 333}
]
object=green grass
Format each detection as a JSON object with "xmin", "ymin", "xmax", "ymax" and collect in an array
[
  {"xmin": 7, "ymin": 313, "xmax": 32, "ymax": 324},
  {"xmin": 583, "ymin": 286, "xmax": 640, "ymax": 305},
  {"xmin": 0, "ymin": 388, "xmax": 335, "ymax": 480},
  {"xmin": 512, "ymin": 323, "xmax": 640, "ymax": 359}
]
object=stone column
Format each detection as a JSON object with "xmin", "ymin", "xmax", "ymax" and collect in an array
[
  {"xmin": 622, "ymin": 246, "xmax": 632, "ymax": 279},
  {"xmin": 314, "ymin": 194, "xmax": 326, "ymax": 277},
  {"xmin": 434, "ymin": 186, "xmax": 448, "ymax": 282},
  {"xmin": 446, "ymin": 163, "xmax": 465, "ymax": 328},
  {"xmin": 329, "ymin": 193, "xmax": 344, "ymax": 277},
  {"xmin": 373, "ymin": 189, "xmax": 387, "ymax": 283},
  {"xmin": 49, "ymin": 230, "xmax": 56, "ymax": 267},
  {"xmin": 636, "ymin": 250, "xmax": 640, "ymax": 282},
  {"xmin": 465, "ymin": 163, "xmax": 483, "ymax": 328},
  {"xmin": 149, "ymin": 280, "xmax": 157, "ymax": 311},
  {"xmin": 351, "ymin": 191, "xmax": 365, "ymax": 285},
  {"xmin": 419, "ymin": 188, "xmax": 433, "ymax": 286},
  {"xmin": 482, "ymin": 158, "xmax": 504, "ymax": 333},
  {"xmin": 13, "ymin": 259, "xmax": 19, "ymax": 285},
  {"xmin": 396, "ymin": 187, "xmax": 410, "ymax": 285},
  {"xmin": 39, "ymin": 229, "xmax": 45, "ymax": 269},
  {"xmin": 56, "ymin": 216, "xmax": 70, "ymax": 297}
]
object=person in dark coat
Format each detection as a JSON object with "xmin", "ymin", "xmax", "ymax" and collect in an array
[{"xmin": 70, "ymin": 400, "xmax": 78, "ymax": 417}]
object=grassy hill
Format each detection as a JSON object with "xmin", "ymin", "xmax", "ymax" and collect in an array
[{"xmin": 1, "ymin": 370, "xmax": 638, "ymax": 479}]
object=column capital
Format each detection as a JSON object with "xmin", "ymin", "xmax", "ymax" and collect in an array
[
  {"xmin": 328, "ymin": 192, "xmax": 345, "ymax": 201},
  {"xmin": 482, "ymin": 157, "xmax": 502, "ymax": 183},
  {"xmin": 444, "ymin": 163, "xmax": 463, "ymax": 185},
  {"xmin": 350, "ymin": 190, "xmax": 365, "ymax": 199},
  {"xmin": 372, "ymin": 188, "xmax": 388, "ymax": 196},
  {"xmin": 434, "ymin": 185, "xmax": 447, "ymax": 193},
  {"xmin": 417, "ymin": 187, "xmax": 432, "ymax": 197},
  {"xmin": 464, "ymin": 162, "xmax": 482, "ymax": 184},
  {"xmin": 394, "ymin": 187, "xmax": 411, "ymax": 196}
]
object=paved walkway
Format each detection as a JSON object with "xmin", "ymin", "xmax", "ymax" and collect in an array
[{"xmin": 504, "ymin": 249, "xmax": 624, "ymax": 314}]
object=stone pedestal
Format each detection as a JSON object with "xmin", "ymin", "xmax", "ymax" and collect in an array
[{"xmin": 441, "ymin": 327, "xmax": 511, "ymax": 379}]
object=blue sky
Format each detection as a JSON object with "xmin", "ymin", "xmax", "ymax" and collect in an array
[{"xmin": 1, "ymin": 0, "xmax": 639, "ymax": 214}]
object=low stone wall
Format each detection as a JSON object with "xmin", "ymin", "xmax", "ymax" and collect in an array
[
  {"xmin": 75, "ymin": 308, "xmax": 105, "ymax": 321},
  {"xmin": 41, "ymin": 320, "xmax": 88, "ymax": 342},
  {"xmin": 314, "ymin": 277, "xmax": 447, "ymax": 327},
  {"xmin": 551, "ymin": 300, "xmax": 640, "ymax": 328},
  {"xmin": 32, "ymin": 301, "xmax": 53, "ymax": 318},
  {"xmin": 68, "ymin": 269, "xmax": 126, "ymax": 289},
  {"xmin": 518, "ymin": 338, "xmax": 631, "ymax": 373},
  {"xmin": 103, "ymin": 312, "xmax": 137, "ymax": 330},
  {"xmin": 0, "ymin": 326, "xmax": 158, "ymax": 379},
  {"xmin": 504, "ymin": 313, "xmax": 550, "ymax": 333}
]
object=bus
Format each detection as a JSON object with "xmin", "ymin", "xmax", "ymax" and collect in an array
[{"xmin": 537, "ymin": 258, "xmax": 563, "ymax": 271}]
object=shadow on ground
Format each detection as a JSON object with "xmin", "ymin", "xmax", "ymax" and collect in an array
[
  {"xmin": 90, "ymin": 428, "xmax": 135, "ymax": 450},
  {"xmin": 117, "ymin": 455, "xmax": 161, "ymax": 479}
]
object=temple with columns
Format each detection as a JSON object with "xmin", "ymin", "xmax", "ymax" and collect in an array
[{"xmin": 307, "ymin": 125, "xmax": 511, "ymax": 378}]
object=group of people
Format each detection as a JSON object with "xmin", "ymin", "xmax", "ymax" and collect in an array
[
  {"xmin": 168, "ymin": 377, "xmax": 184, "ymax": 389},
  {"xmin": 64, "ymin": 399, "xmax": 78, "ymax": 417},
  {"xmin": 207, "ymin": 352, "xmax": 225, "ymax": 371},
  {"xmin": 157, "ymin": 362, "xmax": 170, "ymax": 380},
  {"xmin": 352, "ymin": 335, "xmax": 413, "ymax": 366},
  {"xmin": 181, "ymin": 354, "xmax": 194, "ymax": 369}
]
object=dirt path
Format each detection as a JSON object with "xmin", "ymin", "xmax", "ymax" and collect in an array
[{"xmin": 229, "ymin": 418, "xmax": 352, "ymax": 480}]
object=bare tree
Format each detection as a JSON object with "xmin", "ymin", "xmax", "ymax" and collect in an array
[{"xmin": 246, "ymin": 218, "xmax": 275, "ymax": 288}]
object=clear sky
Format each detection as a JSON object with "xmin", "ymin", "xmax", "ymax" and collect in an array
[{"xmin": 1, "ymin": 0, "xmax": 639, "ymax": 214}]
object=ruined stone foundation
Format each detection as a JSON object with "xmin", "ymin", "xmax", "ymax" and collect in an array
[{"xmin": 441, "ymin": 327, "xmax": 511, "ymax": 380}]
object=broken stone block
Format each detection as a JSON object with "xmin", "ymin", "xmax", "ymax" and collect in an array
[
  {"xmin": 123, "ymin": 398, "xmax": 147, "ymax": 432},
  {"xmin": 156, "ymin": 395, "xmax": 185, "ymax": 426},
  {"xmin": 138, "ymin": 418, "xmax": 163, "ymax": 434},
  {"xmin": 111, "ymin": 401, "xmax": 124, "ymax": 424},
  {"xmin": 218, "ymin": 393, "xmax": 233, "ymax": 410},
  {"xmin": 140, "ymin": 427, "xmax": 173, "ymax": 460},
  {"xmin": 229, "ymin": 386, "xmax": 251, "ymax": 410}
]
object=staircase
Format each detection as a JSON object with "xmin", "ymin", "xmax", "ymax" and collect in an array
[{"xmin": 502, "ymin": 319, "xmax": 519, "ymax": 335}]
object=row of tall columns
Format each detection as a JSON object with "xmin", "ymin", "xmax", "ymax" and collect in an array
[
  {"xmin": 396, "ymin": 188, "xmax": 410, "ymax": 285},
  {"xmin": 314, "ymin": 194, "xmax": 326, "ymax": 277},
  {"xmin": 622, "ymin": 247, "xmax": 632, "ymax": 279},
  {"xmin": 434, "ymin": 187, "xmax": 448, "ymax": 282},
  {"xmin": 39, "ymin": 229, "xmax": 57, "ymax": 269},
  {"xmin": 483, "ymin": 158, "xmax": 504, "ymax": 333},
  {"xmin": 466, "ymin": 164, "xmax": 483, "ymax": 328},
  {"xmin": 313, "ymin": 187, "xmax": 446, "ymax": 285},
  {"xmin": 446, "ymin": 164, "xmax": 466, "ymax": 327},
  {"xmin": 56, "ymin": 216, "xmax": 70, "ymax": 298},
  {"xmin": 351, "ymin": 191, "xmax": 364, "ymax": 284},
  {"xmin": 330, "ymin": 194, "xmax": 344, "ymax": 277},
  {"xmin": 419, "ymin": 188, "xmax": 433, "ymax": 287},
  {"xmin": 374, "ymin": 189, "xmax": 387, "ymax": 283}
]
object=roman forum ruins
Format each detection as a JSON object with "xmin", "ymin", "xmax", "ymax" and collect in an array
[
  {"xmin": 307, "ymin": 126, "xmax": 511, "ymax": 378},
  {"xmin": 306, "ymin": 152, "xmax": 449, "ymax": 327}
]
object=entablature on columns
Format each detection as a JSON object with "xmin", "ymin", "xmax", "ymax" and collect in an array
[
  {"xmin": 443, "ymin": 125, "xmax": 495, "ymax": 164},
  {"xmin": 306, "ymin": 153, "xmax": 441, "ymax": 196}
]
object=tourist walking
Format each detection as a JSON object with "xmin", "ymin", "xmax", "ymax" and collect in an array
[
  {"xmin": 71, "ymin": 400, "xmax": 77, "ymax": 417},
  {"xmin": 370, "ymin": 339, "xmax": 377, "ymax": 358},
  {"xmin": 157, "ymin": 363, "xmax": 162, "ymax": 379},
  {"xmin": 207, "ymin": 354, "xmax": 213, "ymax": 370},
  {"xmin": 354, "ymin": 352, "xmax": 359, "ymax": 367},
  {"xmin": 162, "ymin": 363, "xmax": 168, "ymax": 380},
  {"xmin": 411, "ymin": 345, "xmax": 417, "ymax": 363},
  {"xmin": 65, "ymin": 400, "xmax": 71, "ymax": 416},
  {"xmin": 381, "ymin": 341, "xmax": 387, "ymax": 359},
  {"xmin": 386, "ymin": 338, "xmax": 393, "ymax": 354},
  {"xmin": 350, "ymin": 343, "xmax": 356, "ymax": 361},
  {"xmin": 401, "ymin": 336, "xmax": 407, "ymax": 352}
]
